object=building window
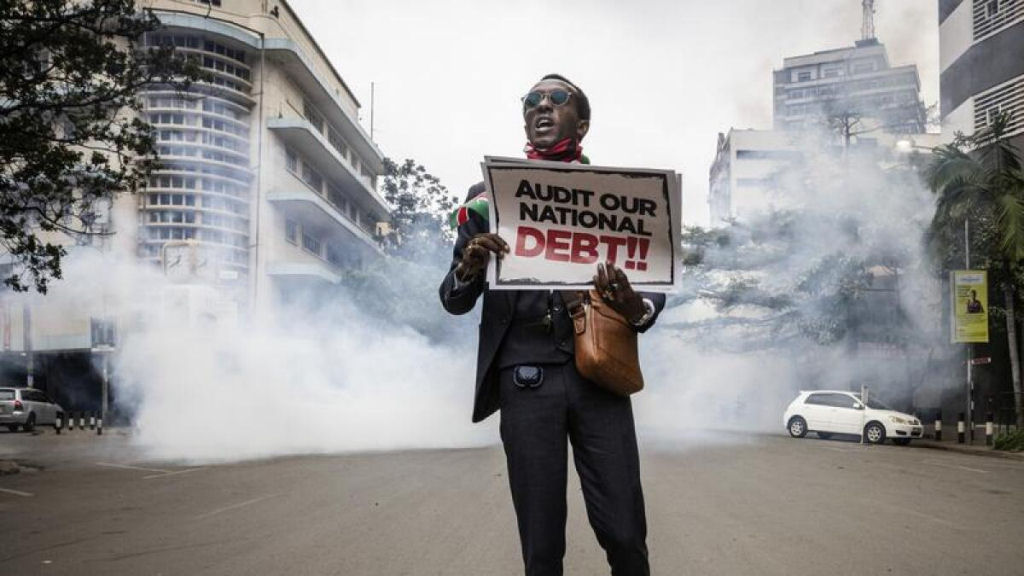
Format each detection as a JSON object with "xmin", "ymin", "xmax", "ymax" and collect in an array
[
  {"xmin": 851, "ymin": 62, "xmax": 876, "ymax": 75},
  {"xmin": 797, "ymin": 71, "xmax": 812, "ymax": 82},
  {"xmin": 285, "ymin": 148, "xmax": 298, "ymax": 173},
  {"xmin": 986, "ymin": 105, "xmax": 1002, "ymax": 126},
  {"xmin": 302, "ymin": 232, "xmax": 321, "ymax": 256},
  {"xmin": 986, "ymin": 0, "xmax": 999, "ymax": 17},
  {"xmin": 327, "ymin": 182, "xmax": 346, "ymax": 213},
  {"xmin": 328, "ymin": 129, "xmax": 349, "ymax": 160},
  {"xmin": 301, "ymin": 163, "xmax": 323, "ymax": 194},
  {"xmin": 735, "ymin": 149, "xmax": 802, "ymax": 161},
  {"xmin": 303, "ymin": 100, "xmax": 325, "ymax": 134},
  {"xmin": 285, "ymin": 219, "xmax": 298, "ymax": 244}
]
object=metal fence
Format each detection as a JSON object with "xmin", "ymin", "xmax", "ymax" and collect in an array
[{"xmin": 985, "ymin": 392, "xmax": 1020, "ymax": 436}]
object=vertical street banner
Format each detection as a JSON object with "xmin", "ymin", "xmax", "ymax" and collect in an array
[
  {"xmin": 481, "ymin": 157, "xmax": 681, "ymax": 291},
  {"xmin": 950, "ymin": 270, "xmax": 989, "ymax": 343}
]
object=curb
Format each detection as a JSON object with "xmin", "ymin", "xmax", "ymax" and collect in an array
[{"xmin": 913, "ymin": 441, "xmax": 1024, "ymax": 461}]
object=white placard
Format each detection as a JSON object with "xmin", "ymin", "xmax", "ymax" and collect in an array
[{"xmin": 481, "ymin": 157, "xmax": 680, "ymax": 291}]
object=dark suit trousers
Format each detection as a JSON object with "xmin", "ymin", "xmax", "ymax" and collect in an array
[{"xmin": 499, "ymin": 362, "xmax": 650, "ymax": 576}]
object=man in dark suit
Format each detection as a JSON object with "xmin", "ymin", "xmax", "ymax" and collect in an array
[{"xmin": 438, "ymin": 74, "xmax": 666, "ymax": 576}]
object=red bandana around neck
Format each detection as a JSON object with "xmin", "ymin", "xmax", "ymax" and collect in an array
[{"xmin": 525, "ymin": 137, "xmax": 584, "ymax": 163}]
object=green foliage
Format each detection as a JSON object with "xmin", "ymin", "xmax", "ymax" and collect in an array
[
  {"xmin": 335, "ymin": 157, "xmax": 461, "ymax": 342},
  {"xmin": 926, "ymin": 112, "xmax": 1024, "ymax": 428},
  {"xmin": 993, "ymin": 429, "xmax": 1024, "ymax": 452},
  {"xmin": 337, "ymin": 256, "xmax": 456, "ymax": 342},
  {"xmin": 683, "ymin": 210, "xmax": 897, "ymax": 347},
  {"xmin": 681, "ymin": 132, "xmax": 932, "ymax": 351},
  {"xmin": 926, "ymin": 113, "xmax": 1024, "ymax": 269},
  {"xmin": 0, "ymin": 0, "xmax": 205, "ymax": 292},
  {"xmin": 379, "ymin": 157, "xmax": 457, "ymax": 261}
]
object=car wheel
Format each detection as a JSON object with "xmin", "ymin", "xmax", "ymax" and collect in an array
[
  {"xmin": 892, "ymin": 438, "xmax": 911, "ymax": 446},
  {"xmin": 787, "ymin": 416, "xmax": 808, "ymax": 438},
  {"xmin": 817, "ymin": 432, "xmax": 833, "ymax": 440},
  {"xmin": 7, "ymin": 424, "xmax": 18, "ymax": 432},
  {"xmin": 864, "ymin": 421, "xmax": 885, "ymax": 444},
  {"xmin": 23, "ymin": 413, "xmax": 36, "ymax": 433}
]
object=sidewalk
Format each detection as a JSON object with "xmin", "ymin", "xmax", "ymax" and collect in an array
[{"xmin": 913, "ymin": 424, "xmax": 1024, "ymax": 461}]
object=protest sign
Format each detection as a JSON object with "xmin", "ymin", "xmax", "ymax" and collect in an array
[{"xmin": 481, "ymin": 157, "xmax": 680, "ymax": 291}]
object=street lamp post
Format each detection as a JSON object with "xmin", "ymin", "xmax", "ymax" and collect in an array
[
  {"xmin": 965, "ymin": 219, "xmax": 974, "ymax": 443},
  {"xmin": 91, "ymin": 344, "xmax": 114, "ymax": 429}
]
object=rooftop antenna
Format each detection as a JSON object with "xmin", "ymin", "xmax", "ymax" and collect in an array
[
  {"xmin": 370, "ymin": 81, "xmax": 375, "ymax": 142},
  {"xmin": 861, "ymin": 0, "xmax": 876, "ymax": 41}
]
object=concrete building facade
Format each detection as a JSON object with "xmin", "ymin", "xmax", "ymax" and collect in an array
[
  {"xmin": 0, "ymin": 0, "xmax": 388, "ymax": 409},
  {"xmin": 709, "ymin": 38, "xmax": 931, "ymax": 224},
  {"xmin": 708, "ymin": 129, "xmax": 801, "ymax": 225},
  {"xmin": 773, "ymin": 40, "xmax": 927, "ymax": 134},
  {"xmin": 939, "ymin": 0, "xmax": 1024, "ymax": 148}
]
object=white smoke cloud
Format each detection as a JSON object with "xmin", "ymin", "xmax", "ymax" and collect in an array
[
  {"xmin": 36, "ymin": 250, "xmax": 495, "ymax": 463},
  {"xmin": 630, "ymin": 134, "xmax": 947, "ymax": 440},
  {"xmin": 25, "ymin": 129, "xmax": 944, "ymax": 462}
]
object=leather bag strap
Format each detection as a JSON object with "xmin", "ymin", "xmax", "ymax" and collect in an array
[{"xmin": 560, "ymin": 290, "xmax": 587, "ymax": 335}]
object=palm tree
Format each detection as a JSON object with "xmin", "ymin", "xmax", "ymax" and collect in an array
[{"xmin": 926, "ymin": 113, "xmax": 1024, "ymax": 428}]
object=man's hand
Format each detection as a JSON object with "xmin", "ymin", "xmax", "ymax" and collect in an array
[
  {"xmin": 593, "ymin": 262, "xmax": 646, "ymax": 323},
  {"xmin": 456, "ymin": 233, "xmax": 509, "ymax": 282}
]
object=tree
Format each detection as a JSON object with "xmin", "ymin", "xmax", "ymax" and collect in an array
[
  {"xmin": 0, "ymin": 0, "xmax": 203, "ymax": 292},
  {"xmin": 334, "ymin": 158, "xmax": 459, "ymax": 341},
  {"xmin": 680, "ymin": 211, "xmax": 888, "ymax": 349},
  {"xmin": 926, "ymin": 113, "xmax": 1024, "ymax": 428},
  {"xmin": 378, "ymin": 157, "xmax": 457, "ymax": 261},
  {"xmin": 819, "ymin": 79, "xmax": 928, "ymax": 149}
]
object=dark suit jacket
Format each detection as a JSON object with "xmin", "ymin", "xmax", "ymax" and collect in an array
[{"xmin": 439, "ymin": 183, "xmax": 666, "ymax": 423}]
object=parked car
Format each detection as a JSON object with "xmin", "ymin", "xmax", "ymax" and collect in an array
[
  {"xmin": 0, "ymin": 387, "xmax": 64, "ymax": 432},
  {"xmin": 783, "ymin": 390, "xmax": 923, "ymax": 445}
]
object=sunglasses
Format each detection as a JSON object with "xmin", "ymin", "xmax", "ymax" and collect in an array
[{"xmin": 522, "ymin": 89, "xmax": 572, "ymax": 110}]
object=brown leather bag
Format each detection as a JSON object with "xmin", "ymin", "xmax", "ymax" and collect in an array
[{"xmin": 561, "ymin": 290, "xmax": 644, "ymax": 396}]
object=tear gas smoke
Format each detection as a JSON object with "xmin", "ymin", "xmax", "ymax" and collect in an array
[
  {"xmin": 33, "ymin": 250, "xmax": 494, "ymax": 463},
  {"xmin": 21, "ymin": 131, "xmax": 945, "ymax": 462},
  {"xmin": 634, "ymin": 130, "xmax": 947, "ymax": 440}
]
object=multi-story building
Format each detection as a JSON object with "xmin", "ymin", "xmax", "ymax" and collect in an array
[
  {"xmin": 0, "ymin": 0, "xmax": 388, "ymax": 409},
  {"xmin": 709, "ymin": 34, "xmax": 932, "ymax": 224},
  {"xmin": 939, "ymin": 0, "xmax": 1024, "ymax": 149},
  {"xmin": 707, "ymin": 128, "xmax": 940, "ymax": 225},
  {"xmin": 773, "ymin": 39, "xmax": 927, "ymax": 135},
  {"xmin": 938, "ymin": 0, "xmax": 1024, "ymax": 434},
  {"xmin": 707, "ymin": 129, "xmax": 802, "ymax": 225},
  {"xmin": 139, "ymin": 0, "xmax": 388, "ymax": 311}
]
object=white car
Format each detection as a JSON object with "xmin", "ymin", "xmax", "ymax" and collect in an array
[
  {"xmin": 783, "ymin": 390, "xmax": 923, "ymax": 445},
  {"xmin": 0, "ymin": 387, "xmax": 64, "ymax": 432}
]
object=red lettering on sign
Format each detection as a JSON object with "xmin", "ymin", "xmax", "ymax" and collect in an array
[
  {"xmin": 545, "ymin": 229, "xmax": 572, "ymax": 262},
  {"xmin": 571, "ymin": 232, "xmax": 600, "ymax": 264},
  {"xmin": 515, "ymin": 226, "xmax": 545, "ymax": 257},
  {"xmin": 514, "ymin": 228, "xmax": 651, "ymax": 271},
  {"xmin": 600, "ymin": 235, "xmax": 627, "ymax": 264}
]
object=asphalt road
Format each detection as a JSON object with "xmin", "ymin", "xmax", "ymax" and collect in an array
[{"xmin": 1, "ymin": 430, "xmax": 1023, "ymax": 576}]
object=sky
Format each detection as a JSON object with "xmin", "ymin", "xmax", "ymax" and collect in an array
[{"xmin": 289, "ymin": 0, "xmax": 940, "ymax": 227}]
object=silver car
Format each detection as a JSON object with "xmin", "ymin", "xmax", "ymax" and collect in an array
[{"xmin": 0, "ymin": 387, "xmax": 64, "ymax": 432}]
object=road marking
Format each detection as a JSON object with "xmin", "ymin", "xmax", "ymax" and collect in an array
[
  {"xmin": 194, "ymin": 495, "xmax": 275, "ymax": 520},
  {"xmin": 0, "ymin": 487, "xmax": 34, "ymax": 497},
  {"xmin": 921, "ymin": 459, "xmax": 990, "ymax": 474},
  {"xmin": 143, "ymin": 468, "xmax": 201, "ymax": 480},
  {"xmin": 97, "ymin": 462, "xmax": 170, "ymax": 474},
  {"xmin": 898, "ymin": 506, "xmax": 957, "ymax": 528},
  {"xmin": 818, "ymin": 444, "xmax": 868, "ymax": 453}
]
